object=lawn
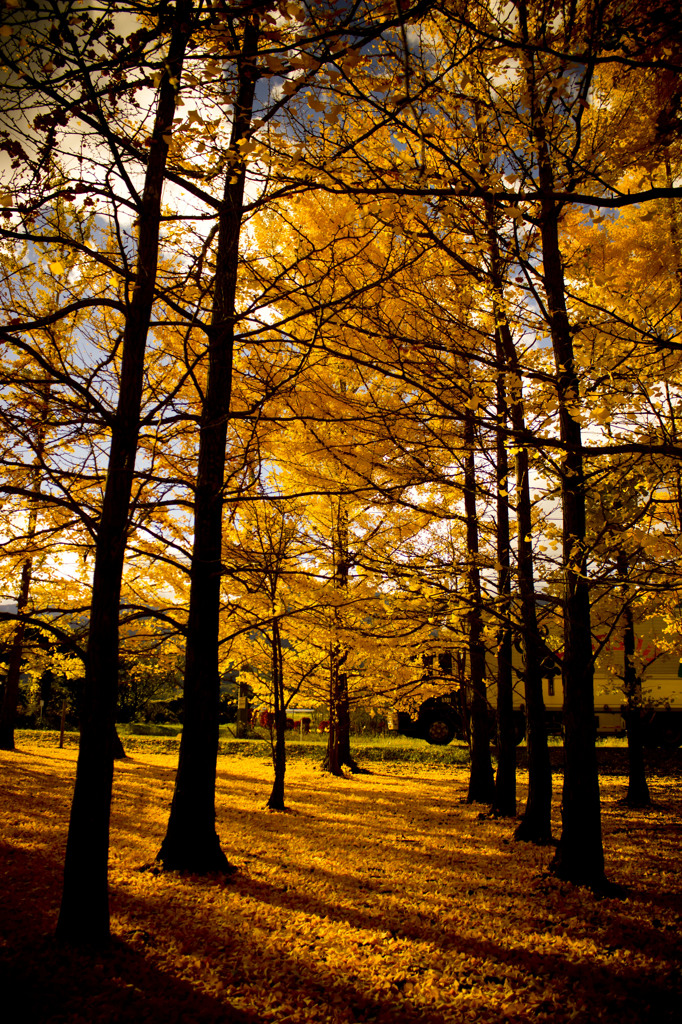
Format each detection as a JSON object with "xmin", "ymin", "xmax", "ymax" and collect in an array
[{"xmin": 0, "ymin": 739, "xmax": 680, "ymax": 1023}]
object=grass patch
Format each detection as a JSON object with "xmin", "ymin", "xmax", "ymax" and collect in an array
[
  {"xmin": 14, "ymin": 728, "xmax": 470, "ymax": 765},
  {"xmin": 15, "ymin": 729, "xmax": 640, "ymax": 771}
]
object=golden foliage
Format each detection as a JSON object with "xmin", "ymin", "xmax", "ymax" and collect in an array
[{"xmin": 1, "ymin": 744, "xmax": 680, "ymax": 1023}]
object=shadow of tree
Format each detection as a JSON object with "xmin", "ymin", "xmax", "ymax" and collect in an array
[{"xmin": 1, "ymin": 747, "xmax": 681, "ymax": 1024}]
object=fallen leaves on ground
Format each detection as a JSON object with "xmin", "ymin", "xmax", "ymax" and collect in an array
[{"xmin": 0, "ymin": 743, "xmax": 680, "ymax": 1023}]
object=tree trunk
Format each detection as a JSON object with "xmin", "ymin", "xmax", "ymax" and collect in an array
[
  {"xmin": 267, "ymin": 617, "xmax": 287, "ymax": 811},
  {"xmin": 482, "ymin": 179, "xmax": 551, "ymax": 840},
  {"xmin": 463, "ymin": 404, "xmax": 495, "ymax": 804},
  {"xmin": 541, "ymin": 209, "xmax": 604, "ymax": 883},
  {"xmin": 511, "ymin": 386, "xmax": 553, "ymax": 844},
  {"xmin": 56, "ymin": 6, "xmax": 193, "ymax": 945},
  {"xmin": 0, "ymin": 386, "xmax": 48, "ymax": 751},
  {"xmin": 491, "ymin": 339, "xmax": 516, "ymax": 817},
  {"xmin": 475, "ymin": 114, "xmax": 514, "ymax": 813},
  {"xmin": 268, "ymin": 709, "xmax": 287, "ymax": 810},
  {"xmin": 157, "ymin": 16, "xmax": 259, "ymax": 872},
  {"xmin": 0, "ymin": 564, "xmax": 31, "ymax": 751},
  {"xmin": 518, "ymin": 28, "xmax": 605, "ymax": 883},
  {"xmin": 324, "ymin": 662, "xmax": 365, "ymax": 773},
  {"xmin": 324, "ymin": 647, "xmax": 344, "ymax": 777},
  {"xmin": 112, "ymin": 726, "xmax": 127, "ymax": 761},
  {"xmin": 624, "ymin": 704, "xmax": 650, "ymax": 807},
  {"xmin": 323, "ymin": 499, "xmax": 363, "ymax": 774},
  {"xmin": 337, "ymin": 669, "xmax": 365, "ymax": 771},
  {"xmin": 512, "ymin": 441, "xmax": 553, "ymax": 845},
  {"xmin": 619, "ymin": 557, "xmax": 650, "ymax": 807}
]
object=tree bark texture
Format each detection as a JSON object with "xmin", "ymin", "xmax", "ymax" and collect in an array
[
  {"xmin": 510, "ymin": 412, "xmax": 553, "ymax": 842},
  {"xmin": 519, "ymin": 30, "xmax": 605, "ymax": 883},
  {"xmin": 267, "ymin": 618, "xmax": 287, "ymax": 811},
  {"xmin": 541, "ymin": 207, "xmax": 604, "ymax": 883},
  {"xmin": 324, "ymin": 647, "xmax": 344, "ymax": 777},
  {"xmin": 324, "ymin": 501, "xmax": 362, "ymax": 773},
  {"xmin": 492, "ymin": 339, "xmax": 516, "ymax": 817},
  {"xmin": 0, "ymin": 561, "xmax": 32, "ymax": 751},
  {"xmin": 0, "ymin": 386, "xmax": 49, "ymax": 751},
  {"xmin": 56, "ymin": 5, "xmax": 193, "ymax": 944},
  {"xmin": 483, "ymin": 183, "xmax": 551, "ymax": 840},
  {"xmin": 157, "ymin": 16, "xmax": 259, "ymax": 872},
  {"xmin": 619, "ymin": 555, "xmax": 650, "ymax": 808},
  {"xmin": 499, "ymin": 338, "xmax": 552, "ymax": 842},
  {"xmin": 463, "ymin": 406, "xmax": 495, "ymax": 804}
]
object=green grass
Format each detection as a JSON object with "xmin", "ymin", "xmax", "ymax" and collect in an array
[
  {"xmin": 15, "ymin": 727, "xmax": 470, "ymax": 765},
  {"xmin": 17, "ymin": 726, "xmax": 632, "ymax": 758}
]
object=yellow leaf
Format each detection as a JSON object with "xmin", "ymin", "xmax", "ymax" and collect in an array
[{"xmin": 49, "ymin": 261, "xmax": 65, "ymax": 274}]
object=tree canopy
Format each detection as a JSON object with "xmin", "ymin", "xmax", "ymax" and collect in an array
[{"xmin": 1, "ymin": 0, "xmax": 681, "ymax": 940}]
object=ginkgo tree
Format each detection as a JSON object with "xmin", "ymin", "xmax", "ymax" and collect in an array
[
  {"xmin": 2, "ymin": 0, "xmax": 682, "ymax": 940},
  {"xmin": 155, "ymin": 0, "xmax": 440, "ymax": 874},
  {"xmin": 1, "ymin": 0, "xmax": 198, "ymax": 943},
  {"xmin": 222, "ymin": 495, "xmax": 326, "ymax": 808},
  {"xmin": 266, "ymin": 0, "xmax": 682, "ymax": 886}
]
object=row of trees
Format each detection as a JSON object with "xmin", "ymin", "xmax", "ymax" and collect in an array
[{"xmin": 1, "ymin": 0, "xmax": 681, "ymax": 944}]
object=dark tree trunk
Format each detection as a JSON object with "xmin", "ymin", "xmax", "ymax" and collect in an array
[
  {"xmin": 511, "ymin": 390, "xmax": 552, "ymax": 844},
  {"xmin": 325, "ymin": 669, "xmax": 361, "ymax": 774},
  {"xmin": 476, "ymin": 115, "xmax": 514, "ymax": 813},
  {"xmin": 327, "ymin": 665, "xmax": 365, "ymax": 773},
  {"xmin": 56, "ymin": 7, "xmax": 193, "ymax": 945},
  {"xmin": 509, "ymin": 408, "xmax": 552, "ymax": 843},
  {"xmin": 453, "ymin": 651, "xmax": 471, "ymax": 744},
  {"xmin": 623, "ymin": 705, "xmax": 650, "ymax": 807},
  {"xmin": 157, "ymin": 17, "xmax": 259, "ymax": 872},
  {"xmin": 540, "ymin": 209, "xmax": 604, "ymax": 883},
  {"xmin": 323, "ymin": 500, "xmax": 363, "ymax": 775},
  {"xmin": 512, "ymin": 444, "xmax": 553, "ymax": 845},
  {"xmin": 324, "ymin": 649, "xmax": 344, "ymax": 777},
  {"xmin": 517, "ymin": 25, "xmax": 605, "ymax": 884},
  {"xmin": 267, "ymin": 618, "xmax": 287, "ymax": 811},
  {"xmin": 268, "ymin": 709, "xmax": 287, "ymax": 810},
  {"xmin": 0, "ymin": 565, "xmax": 31, "ymax": 751},
  {"xmin": 112, "ymin": 726, "xmax": 127, "ymax": 761},
  {"xmin": 619, "ymin": 560, "xmax": 650, "ymax": 807},
  {"xmin": 624, "ymin": 705, "xmax": 650, "ymax": 808},
  {"xmin": 482, "ymin": 179, "xmax": 551, "ymax": 840},
  {"xmin": 337, "ymin": 671, "xmax": 364, "ymax": 771},
  {"xmin": 463, "ymin": 405, "xmax": 495, "ymax": 804},
  {"xmin": 491, "ymin": 338, "xmax": 516, "ymax": 817},
  {"xmin": 0, "ymin": 387, "xmax": 48, "ymax": 751}
]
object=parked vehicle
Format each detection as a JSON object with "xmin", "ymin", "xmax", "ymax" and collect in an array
[{"xmin": 394, "ymin": 641, "xmax": 682, "ymax": 747}]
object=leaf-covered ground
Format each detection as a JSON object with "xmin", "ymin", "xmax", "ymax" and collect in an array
[{"xmin": 1, "ymin": 743, "xmax": 680, "ymax": 1023}]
